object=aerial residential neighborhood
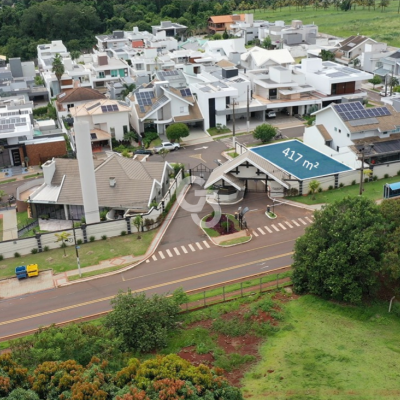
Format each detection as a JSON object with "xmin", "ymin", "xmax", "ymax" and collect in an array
[{"xmin": 1, "ymin": 1, "xmax": 400, "ymax": 399}]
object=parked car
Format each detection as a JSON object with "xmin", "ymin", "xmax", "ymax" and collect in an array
[
  {"xmin": 134, "ymin": 148, "xmax": 153, "ymax": 156},
  {"xmin": 154, "ymin": 142, "xmax": 181, "ymax": 153},
  {"xmin": 380, "ymin": 91, "xmax": 388, "ymax": 97},
  {"xmin": 266, "ymin": 111, "xmax": 276, "ymax": 118}
]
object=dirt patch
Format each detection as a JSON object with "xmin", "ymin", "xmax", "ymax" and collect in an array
[
  {"xmin": 272, "ymin": 290, "xmax": 299, "ymax": 302},
  {"xmin": 205, "ymin": 214, "xmax": 238, "ymax": 235},
  {"xmin": 251, "ymin": 310, "xmax": 277, "ymax": 325},
  {"xmin": 177, "ymin": 345, "xmax": 214, "ymax": 366}
]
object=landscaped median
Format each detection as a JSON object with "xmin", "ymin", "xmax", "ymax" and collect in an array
[{"xmin": 200, "ymin": 212, "xmax": 251, "ymax": 247}]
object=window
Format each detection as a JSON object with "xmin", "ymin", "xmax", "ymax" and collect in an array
[
  {"xmin": 98, "ymin": 71, "xmax": 105, "ymax": 78},
  {"xmin": 123, "ymin": 125, "xmax": 128, "ymax": 134},
  {"xmin": 110, "ymin": 127, "xmax": 115, "ymax": 137},
  {"xmin": 111, "ymin": 70, "xmax": 118, "ymax": 77},
  {"xmin": 180, "ymin": 106, "xmax": 185, "ymax": 114},
  {"xmin": 338, "ymin": 129, "xmax": 341, "ymax": 133},
  {"xmin": 334, "ymin": 127, "xmax": 337, "ymax": 131}
]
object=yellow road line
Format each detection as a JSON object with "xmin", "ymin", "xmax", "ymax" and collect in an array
[{"xmin": 0, "ymin": 252, "xmax": 293, "ymax": 327}]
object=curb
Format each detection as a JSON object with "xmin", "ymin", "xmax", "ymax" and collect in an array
[
  {"xmin": 57, "ymin": 183, "xmax": 192, "ymax": 287},
  {"xmin": 199, "ymin": 213, "xmax": 252, "ymax": 248}
]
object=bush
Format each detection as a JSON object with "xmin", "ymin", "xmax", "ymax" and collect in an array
[
  {"xmin": 105, "ymin": 291, "xmax": 181, "ymax": 352},
  {"xmin": 364, "ymin": 178, "xmax": 369, "ymax": 183},
  {"xmin": 373, "ymin": 175, "xmax": 378, "ymax": 181},
  {"xmin": 101, "ymin": 235, "xmax": 107, "ymax": 240},
  {"xmin": 80, "ymin": 217, "xmax": 86, "ymax": 224},
  {"xmin": 77, "ymin": 239, "xmax": 83, "ymax": 245},
  {"xmin": 253, "ymin": 123, "xmax": 277, "ymax": 143},
  {"xmin": 43, "ymin": 246, "xmax": 49, "ymax": 252},
  {"xmin": 89, "ymin": 236, "xmax": 95, "ymax": 242},
  {"xmin": 328, "ymin": 185, "xmax": 333, "ymax": 190},
  {"xmin": 121, "ymin": 230, "xmax": 127, "ymax": 236},
  {"xmin": 339, "ymin": 182, "xmax": 344, "ymax": 187},
  {"xmin": 14, "ymin": 252, "xmax": 21, "ymax": 258},
  {"xmin": 318, "ymin": 187, "xmax": 322, "ymax": 193},
  {"xmin": 144, "ymin": 218, "xmax": 154, "ymax": 230},
  {"xmin": 0, "ymin": 254, "xmax": 3, "ymax": 261},
  {"xmin": 352, "ymin": 180, "xmax": 356, "ymax": 185},
  {"xmin": 142, "ymin": 131, "xmax": 159, "ymax": 148},
  {"xmin": 166, "ymin": 123, "xmax": 190, "ymax": 142},
  {"xmin": 100, "ymin": 210, "xmax": 108, "ymax": 221},
  {"xmin": 397, "ymin": 170, "xmax": 400, "ymax": 176},
  {"xmin": 221, "ymin": 221, "xmax": 229, "ymax": 231},
  {"xmin": 384, "ymin": 173, "xmax": 389, "ymax": 179},
  {"xmin": 31, "ymin": 248, "xmax": 38, "ymax": 254}
]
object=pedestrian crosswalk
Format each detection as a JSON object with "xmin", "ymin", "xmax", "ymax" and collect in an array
[
  {"xmin": 251, "ymin": 216, "xmax": 313, "ymax": 237},
  {"xmin": 146, "ymin": 240, "xmax": 212, "ymax": 263}
]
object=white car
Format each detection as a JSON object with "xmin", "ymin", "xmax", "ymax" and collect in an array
[
  {"xmin": 266, "ymin": 111, "xmax": 276, "ymax": 118},
  {"xmin": 154, "ymin": 141, "xmax": 181, "ymax": 153},
  {"xmin": 380, "ymin": 91, "xmax": 400, "ymax": 97}
]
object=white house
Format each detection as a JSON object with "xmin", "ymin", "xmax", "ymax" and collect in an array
[
  {"xmin": 203, "ymin": 38, "xmax": 246, "ymax": 65},
  {"xmin": 151, "ymin": 21, "xmax": 187, "ymax": 37},
  {"xmin": 37, "ymin": 40, "xmax": 68, "ymax": 71},
  {"xmin": 304, "ymin": 101, "xmax": 400, "ymax": 170},
  {"xmin": 70, "ymin": 99, "xmax": 131, "ymax": 143},
  {"xmin": 240, "ymin": 47, "xmax": 295, "ymax": 70}
]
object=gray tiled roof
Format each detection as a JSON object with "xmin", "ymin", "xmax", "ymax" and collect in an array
[{"xmin": 50, "ymin": 156, "xmax": 167, "ymax": 208}]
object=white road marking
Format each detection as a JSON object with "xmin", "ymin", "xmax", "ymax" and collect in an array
[
  {"xmin": 292, "ymin": 220, "xmax": 300, "ymax": 227},
  {"xmin": 253, "ymin": 230, "xmax": 259, "ymax": 237},
  {"xmin": 305, "ymin": 217, "xmax": 313, "ymax": 223},
  {"xmin": 195, "ymin": 242, "xmax": 203, "ymax": 250},
  {"xmin": 166, "ymin": 249, "xmax": 173, "ymax": 257},
  {"xmin": 271, "ymin": 224, "xmax": 280, "ymax": 232},
  {"xmin": 181, "ymin": 246, "xmax": 188, "ymax": 254},
  {"xmin": 298, "ymin": 218, "xmax": 307, "ymax": 225},
  {"xmin": 284, "ymin": 221, "xmax": 293, "ymax": 228},
  {"xmin": 278, "ymin": 223, "xmax": 287, "ymax": 230},
  {"xmin": 257, "ymin": 227, "xmax": 266, "ymax": 235},
  {"xmin": 188, "ymin": 244, "xmax": 196, "ymax": 252},
  {"xmin": 173, "ymin": 247, "xmax": 180, "ymax": 256},
  {"xmin": 158, "ymin": 251, "xmax": 165, "ymax": 259},
  {"xmin": 152, "ymin": 255, "xmax": 158, "ymax": 261},
  {"xmin": 264, "ymin": 226, "xmax": 273, "ymax": 233},
  {"xmin": 146, "ymin": 259, "xmax": 150, "ymax": 263},
  {"xmin": 203, "ymin": 241, "xmax": 210, "ymax": 248}
]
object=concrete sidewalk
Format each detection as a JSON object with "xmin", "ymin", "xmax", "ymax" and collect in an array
[{"xmin": 1, "ymin": 208, "xmax": 18, "ymax": 241}]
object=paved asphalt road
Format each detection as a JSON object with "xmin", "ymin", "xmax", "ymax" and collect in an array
[
  {"xmin": 0, "ymin": 128, "xmax": 311, "ymax": 339},
  {"xmin": 0, "ymin": 187, "xmax": 312, "ymax": 339}
]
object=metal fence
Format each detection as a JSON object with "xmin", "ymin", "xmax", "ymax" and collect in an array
[{"xmin": 17, "ymin": 219, "xmax": 39, "ymax": 238}]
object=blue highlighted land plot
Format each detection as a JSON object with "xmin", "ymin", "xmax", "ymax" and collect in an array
[{"xmin": 250, "ymin": 140, "xmax": 352, "ymax": 180}]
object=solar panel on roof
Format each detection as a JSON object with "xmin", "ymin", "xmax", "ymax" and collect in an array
[
  {"xmin": 100, "ymin": 106, "xmax": 108, "ymax": 112},
  {"xmin": 87, "ymin": 102, "xmax": 100, "ymax": 111},
  {"xmin": 112, "ymin": 104, "xmax": 118, "ymax": 111}
]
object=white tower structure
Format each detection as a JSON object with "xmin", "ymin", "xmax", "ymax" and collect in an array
[{"xmin": 74, "ymin": 120, "xmax": 100, "ymax": 224}]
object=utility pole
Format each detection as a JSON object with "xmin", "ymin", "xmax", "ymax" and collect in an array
[
  {"xmin": 246, "ymin": 85, "xmax": 250, "ymax": 134},
  {"xmin": 232, "ymin": 100, "xmax": 236, "ymax": 150},
  {"xmin": 72, "ymin": 222, "xmax": 81, "ymax": 277},
  {"xmin": 359, "ymin": 148, "xmax": 365, "ymax": 196}
]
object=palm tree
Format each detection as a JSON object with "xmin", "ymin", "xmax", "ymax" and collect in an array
[
  {"xmin": 55, "ymin": 231, "xmax": 71, "ymax": 256},
  {"xmin": 52, "ymin": 53, "xmax": 65, "ymax": 94},
  {"xmin": 309, "ymin": 179, "xmax": 321, "ymax": 200},
  {"xmin": 121, "ymin": 83, "xmax": 136, "ymax": 98},
  {"xmin": 351, "ymin": 58, "xmax": 361, "ymax": 69},
  {"xmin": 389, "ymin": 77, "xmax": 400, "ymax": 95}
]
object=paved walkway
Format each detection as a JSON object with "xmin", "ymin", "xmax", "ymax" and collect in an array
[
  {"xmin": 1, "ymin": 208, "xmax": 18, "ymax": 241},
  {"xmin": 212, "ymin": 230, "xmax": 250, "ymax": 245}
]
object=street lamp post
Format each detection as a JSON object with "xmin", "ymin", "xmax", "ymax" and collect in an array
[
  {"xmin": 358, "ymin": 144, "xmax": 374, "ymax": 196},
  {"xmin": 72, "ymin": 221, "xmax": 81, "ymax": 277}
]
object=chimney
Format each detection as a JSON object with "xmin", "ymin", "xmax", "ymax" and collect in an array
[
  {"xmin": 42, "ymin": 158, "xmax": 56, "ymax": 186},
  {"xmin": 109, "ymin": 177, "xmax": 116, "ymax": 187}
]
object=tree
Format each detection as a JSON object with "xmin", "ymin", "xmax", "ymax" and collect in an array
[
  {"xmin": 158, "ymin": 148, "xmax": 169, "ymax": 161},
  {"xmin": 121, "ymin": 83, "xmax": 136, "ymax": 98},
  {"xmin": 133, "ymin": 215, "xmax": 142, "ymax": 239},
  {"xmin": 213, "ymin": 33, "xmax": 222, "ymax": 40},
  {"xmin": 51, "ymin": 53, "xmax": 65, "ymax": 94},
  {"xmin": 222, "ymin": 28, "xmax": 229, "ymax": 39},
  {"xmin": 389, "ymin": 76, "xmax": 399, "ymax": 95},
  {"xmin": 262, "ymin": 36, "xmax": 272, "ymax": 49},
  {"xmin": 166, "ymin": 123, "xmax": 190, "ymax": 142},
  {"xmin": 292, "ymin": 197, "xmax": 385, "ymax": 304},
  {"xmin": 308, "ymin": 179, "xmax": 320, "ymax": 199},
  {"xmin": 253, "ymin": 123, "xmax": 277, "ymax": 143},
  {"xmin": 351, "ymin": 58, "xmax": 361, "ymax": 69},
  {"xmin": 34, "ymin": 75, "xmax": 44, "ymax": 86},
  {"xmin": 320, "ymin": 49, "xmax": 335, "ymax": 61},
  {"xmin": 124, "ymin": 131, "xmax": 139, "ymax": 146},
  {"xmin": 70, "ymin": 50, "xmax": 80, "ymax": 61},
  {"xmin": 105, "ymin": 291, "xmax": 181, "ymax": 352},
  {"xmin": 368, "ymin": 75, "xmax": 382, "ymax": 89},
  {"xmin": 55, "ymin": 231, "xmax": 71, "ymax": 256}
]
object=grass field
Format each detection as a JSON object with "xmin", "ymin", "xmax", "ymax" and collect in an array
[
  {"xmin": 0, "ymin": 230, "xmax": 156, "ymax": 279},
  {"xmin": 291, "ymin": 175, "xmax": 400, "ymax": 205},
  {"xmin": 16, "ymin": 210, "xmax": 35, "ymax": 230},
  {"xmin": 251, "ymin": 2, "xmax": 400, "ymax": 47},
  {"xmin": 242, "ymin": 295, "xmax": 400, "ymax": 400}
]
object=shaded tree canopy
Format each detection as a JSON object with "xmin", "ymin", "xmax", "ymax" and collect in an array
[{"xmin": 292, "ymin": 196, "xmax": 385, "ymax": 304}]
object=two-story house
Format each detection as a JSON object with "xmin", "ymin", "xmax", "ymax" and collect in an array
[
  {"xmin": 208, "ymin": 14, "xmax": 245, "ymax": 34},
  {"xmin": 151, "ymin": 21, "xmax": 187, "ymax": 37}
]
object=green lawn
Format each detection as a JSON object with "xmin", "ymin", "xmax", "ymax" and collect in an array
[
  {"xmin": 252, "ymin": 2, "xmax": 400, "ymax": 47},
  {"xmin": 242, "ymin": 295, "xmax": 400, "ymax": 400},
  {"xmin": 23, "ymin": 173, "xmax": 43, "ymax": 179},
  {"xmin": 0, "ymin": 214, "xmax": 3, "ymax": 241},
  {"xmin": 207, "ymin": 127, "xmax": 231, "ymax": 136},
  {"xmin": 291, "ymin": 175, "xmax": 400, "ymax": 205},
  {"xmin": 0, "ymin": 230, "xmax": 157, "ymax": 279},
  {"xmin": 149, "ymin": 137, "xmax": 162, "ymax": 148},
  {"xmin": 16, "ymin": 210, "xmax": 35, "ymax": 230},
  {"xmin": 0, "ymin": 178, "xmax": 17, "ymax": 185},
  {"xmin": 201, "ymin": 213, "xmax": 241, "ymax": 237}
]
